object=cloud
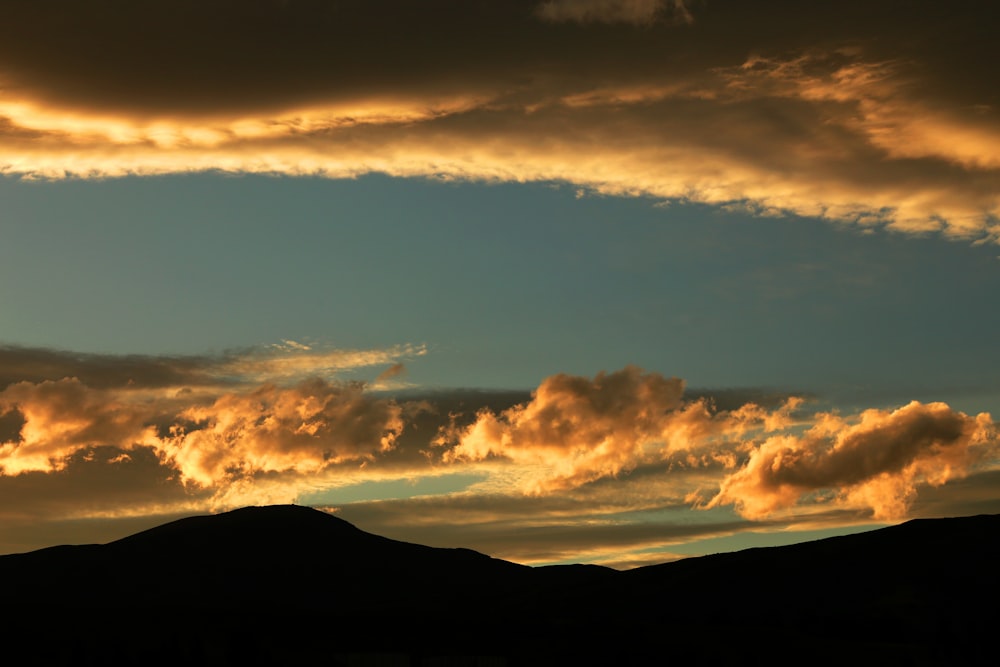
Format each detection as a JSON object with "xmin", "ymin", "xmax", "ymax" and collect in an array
[
  {"xmin": 3, "ymin": 352, "xmax": 995, "ymax": 528},
  {"xmin": 0, "ymin": 345, "xmax": 215, "ymax": 390},
  {"xmin": 371, "ymin": 363, "xmax": 411, "ymax": 391},
  {"xmin": 0, "ymin": 342, "xmax": 424, "ymax": 390},
  {"xmin": 162, "ymin": 378, "xmax": 404, "ymax": 486},
  {"xmin": 213, "ymin": 344, "xmax": 425, "ymax": 383},
  {"xmin": 431, "ymin": 368, "xmax": 999, "ymax": 526},
  {"xmin": 0, "ymin": 379, "xmax": 161, "ymax": 475},
  {"xmin": 0, "ymin": 376, "xmax": 406, "ymax": 483},
  {"xmin": 329, "ymin": 491, "xmax": 870, "ymax": 567},
  {"xmin": 437, "ymin": 366, "xmax": 802, "ymax": 492},
  {"xmin": 709, "ymin": 401, "xmax": 998, "ymax": 519},
  {"xmin": 535, "ymin": 0, "xmax": 693, "ymax": 25},
  {"xmin": 0, "ymin": 1, "xmax": 996, "ymax": 242},
  {"xmin": 0, "ymin": 445, "xmax": 205, "ymax": 524},
  {"xmin": 0, "ymin": 351, "xmax": 997, "ymax": 562},
  {"xmin": 0, "ymin": 344, "xmax": 421, "ymax": 485}
]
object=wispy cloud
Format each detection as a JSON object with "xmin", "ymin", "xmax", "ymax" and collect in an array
[
  {"xmin": 212, "ymin": 344, "xmax": 426, "ymax": 383},
  {"xmin": 0, "ymin": 342, "xmax": 425, "ymax": 389}
]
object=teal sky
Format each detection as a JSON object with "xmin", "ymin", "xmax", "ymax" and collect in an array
[
  {"xmin": 3, "ymin": 173, "xmax": 997, "ymax": 408},
  {"xmin": 0, "ymin": 1, "xmax": 997, "ymax": 567}
]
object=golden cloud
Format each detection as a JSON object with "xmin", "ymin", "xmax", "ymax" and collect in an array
[
  {"xmin": 0, "ymin": 379, "xmax": 160, "ymax": 475},
  {"xmin": 437, "ymin": 366, "xmax": 803, "ymax": 492},
  {"xmin": 0, "ymin": 2, "xmax": 995, "ymax": 242},
  {"xmin": 709, "ymin": 401, "xmax": 998, "ymax": 519},
  {"xmin": 162, "ymin": 378, "xmax": 404, "ymax": 487},
  {"xmin": 0, "ymin": 376, "xmax": 405, "ymax": 485},
  {"xmin": 0, "ymin": 344, "xmax": 419, "ymax": 487}
]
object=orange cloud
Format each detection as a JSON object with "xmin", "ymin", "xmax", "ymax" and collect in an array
[
  {"xmin": 709, "ymin": 401, "xmax": 998, "ymax": 520},
  {"xmin": 0, "ymin": 379, "xmax": 160, "ymax": 475},
  {"xmin": 0, "ymin": 344, "xmax": 420, "ymax": 495},
  {"xmin": 0, "ymin": 3, "xmax": 995, "ymax": 243},
  {"xmin": 0, "ymin": 375, "xmax": 405, "ymax": 488},
  {"xmin": 437, "ymin": 366, "xmax": 802, "ymax": 492},
  {"xmin": 1, "ymin": 72, "xmax": 993, "ymax": 242},
  {"xmin": 724, "ymin": 54, "xmax": 1000, "ymax": 172},
  {"xmin": 162, "ymin": 378, "xmax": 404, "ymax": 487}
]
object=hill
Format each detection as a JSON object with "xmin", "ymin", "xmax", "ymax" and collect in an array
[{"xmin": 2, "ymin": 505, "xmax": 997, "ymax": 665}]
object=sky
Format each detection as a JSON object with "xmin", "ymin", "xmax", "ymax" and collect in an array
[{"xmin": 1, "ymin": 0, "xmax": 998, "ymax": 568}]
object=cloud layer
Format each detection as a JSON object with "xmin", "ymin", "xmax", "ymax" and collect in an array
[
  {"xmin": 3, "ymin": 345, "xmax": 995, "ymax": 563},
  {"xmin": 0, "ymin": 343, "xmax": 421, "ymax": 484},
  {"xmin": 0, "ymin": 1, "xmax": 996, "ymax": 242}
]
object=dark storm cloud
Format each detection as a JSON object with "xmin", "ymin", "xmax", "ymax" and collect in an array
[{"xmin": 0, "ymin": 1, "xmax": 993, "ymax": 115}]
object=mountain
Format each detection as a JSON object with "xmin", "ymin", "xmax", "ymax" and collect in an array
[{"xmin": 2, "ymin": 506, "xmax": 997, "ymax": 666}]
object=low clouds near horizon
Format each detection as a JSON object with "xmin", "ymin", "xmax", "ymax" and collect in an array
[
  {"xmin": 1, "ymin": 344, "xmax": 996, "ymax": 563},
  {"xmin": 0, "ymin": 0, "xmax": 997, "ymax": 243}
]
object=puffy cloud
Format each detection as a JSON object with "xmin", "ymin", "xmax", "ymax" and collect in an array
[
  {"xmin": 162, "ymin": 379, "xmax": 404, "ymax": 486},
  {"xmin": 438, "ymin": 366, "xmax": 682, "ymax": 490},
  {"xmin": 437, "ymin": 366, "xmax": 801, "ymax": 492},
  {"xmin": 0, "ymin": 1, "xmax": 996, "ymax": 242},
  {"xmin": 709, "ymin": 401, "xmax": 998, "ymax": 519},
  {"xmin": 0, "ymin": 376, "xmax": 405, "ymax": 485},
  {"xmin": 433, "ymin": 368, "xmax": 999, "ymax": 525},
  {"xmin": 0, "ymin": 379, "xmax": 161, "ymax": 475},
  {"xmin": 0, "ymin": 344, "xmax": 419, "ymax": 488}
]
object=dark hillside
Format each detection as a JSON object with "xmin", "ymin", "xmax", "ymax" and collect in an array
[{"xmin": 2, "ymin": 506, "xmax": 997, "ymax": 666}]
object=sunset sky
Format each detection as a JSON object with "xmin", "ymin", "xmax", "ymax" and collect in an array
[{"xmin": 1, "ymin": 0, "xmax": 998, "ymax": 568}]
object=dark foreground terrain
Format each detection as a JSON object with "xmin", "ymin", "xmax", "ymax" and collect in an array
[{"xmin": 2, "ymin": 505, "xmax": 997, "ymax": 666}]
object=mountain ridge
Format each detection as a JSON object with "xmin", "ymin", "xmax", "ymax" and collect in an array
[{"xmin": 3, "ymin": 505, "xmax": 997, "ymax": 666}]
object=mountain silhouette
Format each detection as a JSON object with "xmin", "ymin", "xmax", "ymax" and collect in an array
[{"xmin": 2, "ymin": 505, "xmax": 997, "ymax": 666}]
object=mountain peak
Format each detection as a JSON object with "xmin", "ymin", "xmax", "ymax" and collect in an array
[{"xmin": 108, "ymin": 503, "xmax": 363, "ymax": 553}]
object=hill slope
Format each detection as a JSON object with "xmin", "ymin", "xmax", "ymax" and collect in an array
[{"xmin": 2, "ymin": 506, "xmax": 997, "ymax": 666}]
